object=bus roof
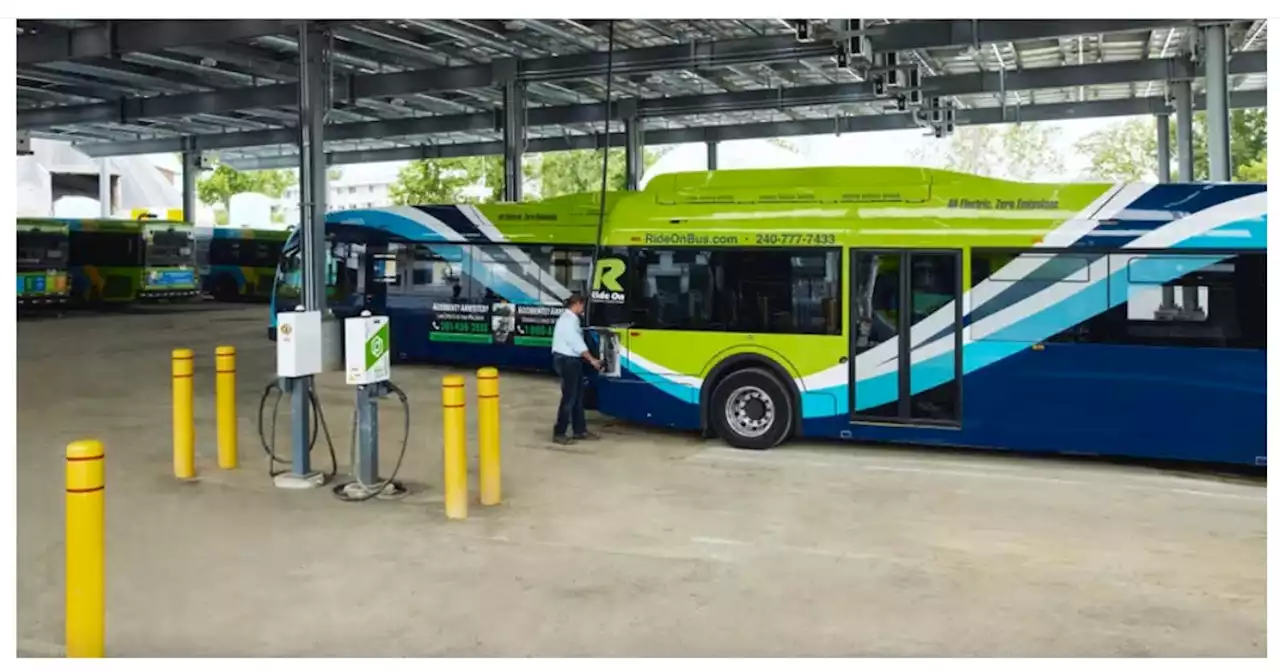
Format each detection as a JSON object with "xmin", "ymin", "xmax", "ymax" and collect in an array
[
  {"xmin": 276, "ymin": 167, "xmax": 1265, "ymax": 254},
  {"xmin": 209, "ymin": 226, "xmax": 291, "ymax": 241},
  {"xmin": 50, "ymin": 218, "xmax": 146, "ymax": 233}
]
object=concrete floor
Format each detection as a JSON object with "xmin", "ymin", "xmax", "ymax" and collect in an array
[{"xmin": 16, "ymin": 304, "xmax": 1266, "ymax": 657}]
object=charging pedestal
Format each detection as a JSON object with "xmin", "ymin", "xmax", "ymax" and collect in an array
[
  {"xmin": 275, "ymin": 306, "xmax": 327, "ymax": 489},
  {"xmin": 339, "ymin": 310, "xmax": 407, "ymax": 500}
]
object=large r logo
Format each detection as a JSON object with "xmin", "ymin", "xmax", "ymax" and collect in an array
[{"xmin": 592, "ymin": 257, "xmax": 626, "ymax": 292}]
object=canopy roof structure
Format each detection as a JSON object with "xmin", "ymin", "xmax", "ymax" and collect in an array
[{"xmin": 17, "ymin": 19, "xmax": 1269, "ymax": 169}]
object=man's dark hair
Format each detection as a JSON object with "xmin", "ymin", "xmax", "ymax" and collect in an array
[{"xmin": 565, "ymin": 293, "xmax": 586, "ymax": 308}]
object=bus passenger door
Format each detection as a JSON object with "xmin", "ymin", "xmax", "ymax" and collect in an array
[{"xmin": 850, "ymin": 250, "xmax": 963, "ymax": 426}]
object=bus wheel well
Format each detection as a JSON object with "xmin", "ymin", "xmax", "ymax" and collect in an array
[
  {"xmin": 700, "ymin": 354, "xmax": 803, "ymax": 440},
  {"xmin": 211, "ymin": 273, "xmax": 239, "ymax": 301}
]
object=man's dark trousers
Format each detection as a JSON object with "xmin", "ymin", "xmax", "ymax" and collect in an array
[{"xmin": 552, "ymin": 354, "xmax": 586, "ymax": 438}]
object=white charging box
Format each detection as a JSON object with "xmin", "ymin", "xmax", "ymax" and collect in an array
[
  {"xmin": 345, "ymin": 312, "xmax": 391, "ymax": 385},
  {"xmin": 277, "ymin": 309, "xmax": 324, "ymax": 378}
]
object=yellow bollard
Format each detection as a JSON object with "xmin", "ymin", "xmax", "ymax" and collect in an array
[
  {"xmin": 171, "ymin": 348, "xmax": 195, "ymax": 479},
  {"xmin": 442, "ymin": 375, "xmax": 468, "ymax": 520},
  {"xmin": 477, "ymin": 367, "xmax": 501, "ymax": 506},
  {"xmin": 65, "ymin": 439, "xmax": 105, "ymax": 658},
  {"xmin": 215, "ymin": 346, "xmax": 238, "ymax": 470}
]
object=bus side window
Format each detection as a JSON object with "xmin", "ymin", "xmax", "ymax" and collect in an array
[
  {"xmin": 403, "ymin": 243, "xmax": 465, "ymax": 300},
  {"xmin": 549, "ymin": 247, "xmax": 593, "ymax": 300},
  {"xmin": 628, "ymin": 247, "xmax": 841, "ymax": 335},
  {"xmin": 1103, "ymin": 252, "xmax": 1264, "ymax": 350}
]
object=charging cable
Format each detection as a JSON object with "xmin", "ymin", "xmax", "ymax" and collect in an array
[{"xmin": 330, "ymin": 381, "xmax": 411, "ymax": 502}]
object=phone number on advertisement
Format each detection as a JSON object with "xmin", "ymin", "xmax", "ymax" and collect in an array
[
  {"xmin": 437, "ymin": 320, "xmax": 489, "ymax": 334},
  {"xmin": 754, "ymin": 233, "xmax": 836, "ymax": 246}
]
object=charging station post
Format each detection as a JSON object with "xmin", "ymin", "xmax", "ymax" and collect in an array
[
  {"xmin": 333, "ymin": 310, "xmax": 407, "ymax": 501},
  {"xmin": 346, "ymin": 311, "xmax": 389, "ymax": 490},
  {"xmin": 275, "ymin": 307, "xmax": 325, "ymax": 488}
]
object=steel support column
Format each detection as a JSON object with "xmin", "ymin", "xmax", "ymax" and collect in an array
[
  {"xmin": 299, "ymin": 21, "xmax": 330, "ymax": 316},
  {"xmin": 624, "ymin": 115, "xmax": 644, "ymax": 190},
  {"xmin": 1174, "ymin": 79, "xmax": 1195, "ymax": 181},
  {"xmin": 502, "ymin": 79, "xmax": 525, "ymax": 202},
  {"xmin": 290, "ymin": 20, "xmax": 333, "ymax": 480},
  {"xmin": 1203, "ymin": 24, "xmax": 1231, "ymax": 181},
  {"xmin": 181, "ymin": 148, "xmax": 199, "ymax": 223},
  {"xmin": 355, "ymin": 385, "xmax": 380, "ymax": 488},
  {"xmin": 1155, "ymin": 111, "xmax": 1177, "ymax": 311},
  {"xmin": 97, "ymin": 158, "xmax": 111, "ymax": 216},
  {"xmin": 706, "ymin": 140, "xmax": 718, "ymax": 170},
  {"xmin": 1155, "ymin": 114, "xmax": 1171, "ymax": 183}
]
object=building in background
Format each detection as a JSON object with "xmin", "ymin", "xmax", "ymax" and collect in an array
[
  {"xmin": 279, "ymin": 162, "xmax": 401, "ymax": 226},
  {"xmin": 16, "ymin": 139, "xmax": 201, "ymax": 219}
]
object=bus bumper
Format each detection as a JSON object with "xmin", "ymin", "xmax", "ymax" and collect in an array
[
  {"xmin": 18, "ymin": 295, "xmax": 69, "ymax": 307},
  {"xmin": 139, "ymin": 288, "xmax": 200, "ymax": 301}
]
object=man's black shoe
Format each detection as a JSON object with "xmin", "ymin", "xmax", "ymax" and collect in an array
[
  {"xmin": 552, "ymin": 435, "xmax": 574, "ymax": 445},
  {"xmin": 573, "ymin": 431, "xmax": 600, "ymax": 441}
]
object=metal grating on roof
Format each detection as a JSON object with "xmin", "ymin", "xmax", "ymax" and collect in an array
[{"xmin": 16, "ymin": 18, "xmax": 1269, "ymax": 167}]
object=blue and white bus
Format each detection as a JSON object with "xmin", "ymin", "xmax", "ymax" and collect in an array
[{"xmin": 267, "ymin": 168, "xmax": 1267, "ymax": 467}]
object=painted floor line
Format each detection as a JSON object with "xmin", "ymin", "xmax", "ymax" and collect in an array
[{"xmin": 687, "ymin": 450, "xmax": 1265, "ymax": 503}]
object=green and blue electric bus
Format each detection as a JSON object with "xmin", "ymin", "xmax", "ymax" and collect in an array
[
  {"xmin": 195, "ymin": 226, "xmax": 290, "ymax": 302},
  {"xmin": 65, "ymin": 217, "xmax": 199, "ymax": 305},
  {"xmin": 17, "ymin": 219, "xmax": 70, "ymax": 308},
  {"xmin": 269, "ymin": 167, "xmax": 1267, "ymax": 467}
]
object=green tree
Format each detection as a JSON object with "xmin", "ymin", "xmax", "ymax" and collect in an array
[
  {"xmin": 526, "ymin": 146, "xmax": 669, "ymax": 200},
  {"xmin": 1076, "ymin": 118, "xmax": 1157, "ymax": 181},
  {"xmin": 389, "ymin": 157, "xmax": 485, "ymax": 204},
  {"xmin": 1002, "ymin": 123, "xmax": 1066, "ymax": 181},
  {"xmin": 195, "ymin": 161, "xmax": 296, "ymax": 210},
  {"xmin": 1236, "ymin": 151, "xmax": 1267, "ymax": 182},
  {"xmin": 1076, "ymin": 109, "xmax": 1267, "ymax": 182},
  {"xmin": 388, "ymin": 155, "xmax": 532, "ymax": 204},
  {"xmin": 909, "ymin": 123, "xmax": 1065, "ymax": 181}
]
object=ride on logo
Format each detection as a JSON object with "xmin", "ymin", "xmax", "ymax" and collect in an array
[
  {"xmin": 591, "ymin": 258, "xmax": 626, "ymax": 304},
  {"xmin": 365, "ymin": 322, "xmax": 389, "ymax": 371}
]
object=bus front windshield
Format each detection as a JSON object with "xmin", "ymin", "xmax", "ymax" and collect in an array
[
  {"xmin": 146, "ymin": 230, "xmax": 195, "ymax": 268},
  {"xmin": 277, "ymin": 244, "xmax": 302, "ymax": 299},
  {"xmin": 274, "ymin": 238, "xmax": 354, "ymax": 302},
  {"xmin": 18, "ymin": 232, "xmax": 69, "ymax": 272}
]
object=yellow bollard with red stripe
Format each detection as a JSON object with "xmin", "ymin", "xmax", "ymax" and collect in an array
[
  {"xmin": 215, "ymin": 346, "xmax": 238, "ymax": 470},
  {"xmin": 477, "ymin": 367, "xmax": 501, "ymax": 506},
  {"xmin": 172, "ymin": 348, "xmax": 195, "ymax": 479},
  {"xmin": 65, "ymin": 439, "xmax": 105, "ymax": 658},
  {"xmin": 442, "ymin": 375, "xmax": 468, "ymax": 520}
]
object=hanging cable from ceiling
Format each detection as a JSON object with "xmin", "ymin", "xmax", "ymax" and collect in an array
[{"xmin": 585, "ymin": 19, "xmax": 616, "ymax": 326}]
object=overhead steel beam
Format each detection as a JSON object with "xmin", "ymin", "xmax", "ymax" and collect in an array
[
  {"xmin": 868, "ymin": 19, "xmax": 1195, "ymax": 51},
  {"xmin": 68, "ymin": 51, "xmax": 1270, "ymax": 157},
  {"xmin": 20, "ymin": 19, "xmax": 1197, "ymax": 129},
  {"xmin": 18, "ymin": 20, "xmax": 299, "ymax": 65},
  {"xmin": 222, "ymin": 88, "xmax": 1267, "ymax": 171}
]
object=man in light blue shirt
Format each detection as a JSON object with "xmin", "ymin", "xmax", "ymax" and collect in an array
[{"xmin": 551, "ymin": 293, "xmax": 603, "ymax": 444}]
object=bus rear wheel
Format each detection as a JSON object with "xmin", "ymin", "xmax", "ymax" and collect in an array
[{"xmin": 709, "ymin": 368, "xmax": 793, "ymax": 451}]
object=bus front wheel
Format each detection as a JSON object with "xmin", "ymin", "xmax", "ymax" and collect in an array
[{"xmin": 709, "ymin": 368, "xmax": 794, "ymax": 451}]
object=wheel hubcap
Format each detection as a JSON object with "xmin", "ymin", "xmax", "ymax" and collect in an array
[{"xmin": 725, "ymin": 385, "xmax": 775, "ymax": 438}]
